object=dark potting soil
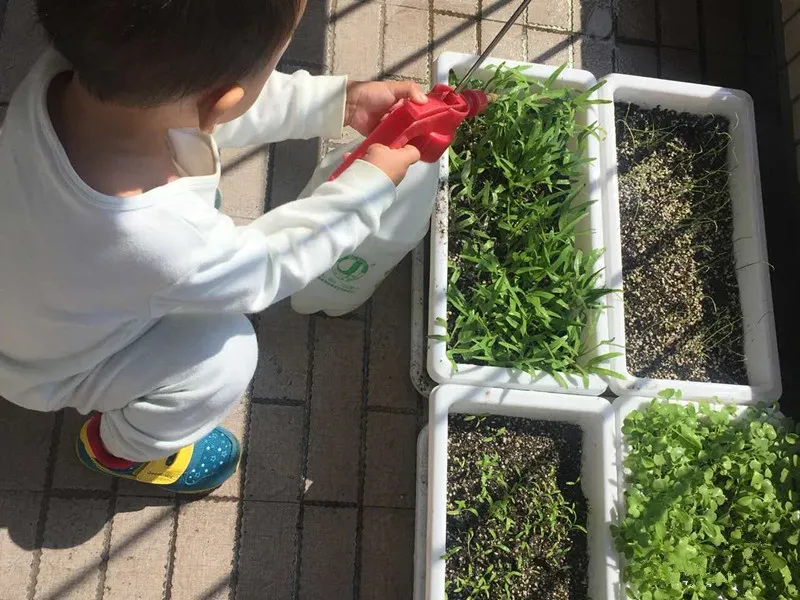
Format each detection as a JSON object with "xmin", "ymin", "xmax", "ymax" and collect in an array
[
  {"xmin": 446, "ymin": 415, "xmax": 588, "ymax": 600},
  {"xmin": 616, "ymin": 103, "xmax": 747, "ymax": 384}
]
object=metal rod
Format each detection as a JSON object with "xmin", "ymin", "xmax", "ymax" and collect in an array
[{"xmin": 453, "ymin": 0, "xmax": 534, "ymax": 92}]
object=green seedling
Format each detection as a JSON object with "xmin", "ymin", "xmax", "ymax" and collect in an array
[
  {"xmin": 446, "ymin": 414, "xmax": 588, "ymax": 599},
  {"xmin": 442, "ymin": 65, "xmax": 617, "ymax": 385},
  {"xmin": 613, "ymin": 394, "xmax": 800, "ymax": 600}
]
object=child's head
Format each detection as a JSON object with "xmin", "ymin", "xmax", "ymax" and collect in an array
[{"xmin": 37, "ymin": 0, "xmax": 306, "ymax": 130}]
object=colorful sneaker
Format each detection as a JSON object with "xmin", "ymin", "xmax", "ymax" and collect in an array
[{"xmin": 76, "ymin": 414, "xmax": 240, "ymax": 494}]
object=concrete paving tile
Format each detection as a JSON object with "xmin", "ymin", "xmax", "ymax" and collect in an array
[
  {"xmin": 0, "ymin": 492, "xmax": 40, "ymax": 600},
  {"xmin": 364, "ymin": 412, "xmax": 417, "ymax": 508},
  {"xmin": 480, "ymin": 21, "xmax": 526, "ymax": 62},
  {"xmin": 528, "ymin": 0, "xmax": 570, "ymax": 30},
  {"xmin": 218, "ymin": 146, "xmax": 269, "ymax": 220},
  {"xmin": 788, "ymin": 56, "xmax": 800, "ymax": 100},
  {"xmin": 236, "ymin": 502, "xmax": 298, "ymax": 600},
  {"xmin": 786, "ymin": 9, "xmax": 800, "ymax": 62},
  {"xmin": 573, "ymin": 35, "xmax": 614, "ymax": 77},
  {"xmin": 254, "ymin": 300, "xmax": 310, "ymax": 401},
  {"xmin": 796, "ymin": 145, "xmax": 800, "ymax": 179},
  {"xmin": 386, "ymin": 0, "xmax": 428, "ymax": 9},
  {"xmin": 37, "ymin": 498, "xmax": 110, "ymax": 600},
  {"xmin": 369, "ymin": 258, "xmax": 419, "ymax": 410},
  {"xmin": 305, "ymin": 318, "xmax": 364, "ymax": 503},
  {"xmin": 746, "ymin": 57, "xmax": 781, "ymax": 120},
  {"xmin": 52, "ymin": 409, "xmax": 113, "ymax": 491},
  {"xmin": 785, "ymin": 0, "xmax": 800, "ymax": 22},
  {"xmin": 332, "ymin": 1, "xmax": 382, "ymax": 80},
  {"xmin": 383, "ymin": 6, "xmax": 430, "ymax": 80},
  {"xmin": 572, "ymin": 0, "xmax": 613, "ymax": 37},
  {"xmin": 0, "ymin": 0, "xmax": 47, "ymax": 101},
  {"xmin": 286, "ymin": 0, "xmax": 330, "ymax": 66},
  {"xmin": 660, "ymin": 48, "xmax": 702, "ymax": 83},
  {"xmin": 298, "ymin": 506, "xmax": 357, "ymax": 600},
  {"xmin": 359, "ymin": 507, "xmax": 415, "ymax": 600},
  {"xmin": 116, "ymin": 479, "xmax": 175, "ymax": 498},
  {"xmin": 702, "ymin": 0, "xmax": 744, "ymax": 56},
  {"xmin": 482, "ymin": 0, "xmax": 526, "ymax": 23},
  {"xmin": 270, "ymin": 138, "xmax": 320, "ymax": 208},
  {"xmin": 527, "ymin": 28, "xmax": 572, "ymax": 66},
  {"xmin": 433, "ymin": 14, "xmax": 478, "ymax": 56},
  {"xmin": 744, "ymin": 1, "xmax": 771, "ymax": 58},
  {"xmin": 171, "ymin": 499, "xmax": 237, "ymax": 600},
  {"xmin": 103, "ymin": 498, "xmax": 173, "ymax": 600},
  {"xmin": 244, "ymin": 404, "xmax": 304, "ymax": 502},
  {"xmin": 336, "ymin": 0, "xmax": 381, "ymax": 8},
  {"xmin": 0, "ymin": 104, "xmax": 6, "ymax": 122},
  {"xmin": 615, "ymin": 43, "xmax": 658, "ymax": 77},
  {"xmin": 616, "ymin": 0, "xmax": 656, "ymax": 41},
  {"xmin": 434, "ymin": 0, "xmax": 478, "ymax": 16},
  {"xmin": 0, "ymin": 400, "xmax": 54, "ymax": 491},
  {"xmin": 705, "ymin": 51, "xmax": 746, "ymax": 89},
  {"xmin": 660, "ymin": 0, "xmax": 699, "ymax": 50}
]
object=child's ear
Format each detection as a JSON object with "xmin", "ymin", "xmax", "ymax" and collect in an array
[{"xmin": 197, "ymin": 85, "xmax": 246, "ymax": 134}]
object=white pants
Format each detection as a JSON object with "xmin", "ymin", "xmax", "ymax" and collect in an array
[{"xmin": 65, "ymin": 314, "xmax": 258, "ymax": 462}]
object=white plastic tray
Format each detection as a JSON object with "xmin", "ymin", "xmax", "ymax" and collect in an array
[
  {"xmin": 426, "ymin": 52, "xmax": 610, "ymax": 396},
  {"xmin": 598, "ymin": 74, "xmax": 781, "ymax": 403},
  {"xmin": 424, "ymin": 384, "xmax": 620, "ymax": 600}
]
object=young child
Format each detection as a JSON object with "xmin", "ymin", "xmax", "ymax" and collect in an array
[{"xmin": 0, "ymin": 0, "xmax": 425, "ymax": 492}]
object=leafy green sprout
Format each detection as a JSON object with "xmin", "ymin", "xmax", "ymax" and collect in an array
[
  {"xmin": 445, "ymin": 415, "xmax": 586, "ymax": 599},
  {"xmin": 437, "ymin": 65, "xmax": 620, "ymax": 387},
  {"xmin": 613, "ymin": 390, "xmax": 800, "ymax": 600}
]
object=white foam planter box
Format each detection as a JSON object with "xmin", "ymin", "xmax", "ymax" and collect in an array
[
  {"xmin": 422, "ymin": 384, "xmax": 620, "ymax": 600},
  {"xmin": 427, "ymin": 52, "xmax": 610, "ymax": 396},
  {"xmin": 598, "ymin": 74, "xmax": 781, "ymax": 404}
]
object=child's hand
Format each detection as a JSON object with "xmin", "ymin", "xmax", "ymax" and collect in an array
[
  {"xmin": 345, "ymin": 81, "xmax": 428, "ymax": 135},
  {"xmin": 360, "ymin": 143, "xmax": 421, "ymax": 186}
]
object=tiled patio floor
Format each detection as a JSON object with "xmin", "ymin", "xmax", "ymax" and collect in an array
[{"xmin": 0, "ymin": 0, "xmax": 795, "ymax": 599}]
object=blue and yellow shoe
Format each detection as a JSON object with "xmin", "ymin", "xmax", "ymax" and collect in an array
[{"xmin": 76, "ymin": 414, "xmax": 240, "ymax": 494}]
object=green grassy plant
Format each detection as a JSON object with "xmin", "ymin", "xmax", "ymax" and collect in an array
[
  {"xmin": 613, "ymin": 392, "xmax": 800, "ymax": 600},
  {"xmin": 442, "ymin": 66, "xmax": 616, "ymax": 385},
  {"xmin": 446, "ymin": 415, "xmax": 587, "ymax": 599}
]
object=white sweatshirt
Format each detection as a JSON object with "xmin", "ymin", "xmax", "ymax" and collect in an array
[{"xmin": 0, "ymin": 51, "xmax": 396, "ymax": 411}]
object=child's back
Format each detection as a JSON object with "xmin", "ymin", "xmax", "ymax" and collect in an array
[
  {"xmin": 0, "ymin": 55, "xmax": 217, "ymax": 410},
  {"xmin": 0, "ymin": 0, "xmax": 422, "ymax": 494}
]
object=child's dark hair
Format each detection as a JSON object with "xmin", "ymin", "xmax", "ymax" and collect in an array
[{"xmin": 36, "ymin": 0, "xmax": 304, "ymax": 105}]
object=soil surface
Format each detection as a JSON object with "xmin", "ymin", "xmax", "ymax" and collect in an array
[
  {"xmin": 616, "ymin": 103, "xmax": 747, "ymax": 384},
  {"xmin": 446, "ymin": 415, "xmax": 588, "ymax": 600}
]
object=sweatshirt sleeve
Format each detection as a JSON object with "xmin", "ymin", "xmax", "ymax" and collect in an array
[
  {"xmin": 212, "ymin": 71, "xmax": 347, "ymax": 148},
  {"xmin": 149, "ymin": 161, "xmax": 394, "ymax": 315}
]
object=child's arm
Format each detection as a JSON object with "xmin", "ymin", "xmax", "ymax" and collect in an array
[
  {"xmin": 149, "ymin": 146, "xmax": 419, "ymax": 315},
  {"xmin": 212, "ymin": 74, "xmax": 428, "ymax": 148},
  {"xmin": 212, "ymin": 71, "xmax": 346, "ymax": 148}
]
